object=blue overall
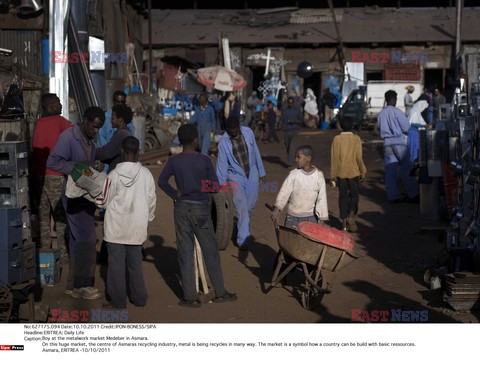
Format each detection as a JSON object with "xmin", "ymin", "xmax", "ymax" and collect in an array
[
  {"xmin": 216, "ymin": 126, "xmax": 266, "ymax": 247},
  {"xmin": 378, "ymin": 106, "xmax": 419, "ymax": 201},
  {"xmin": 188, "ymin": 105, "xmax": 215, "ymax": 155}
]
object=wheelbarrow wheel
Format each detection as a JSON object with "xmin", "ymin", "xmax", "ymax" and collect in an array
[
  {"xmin": 301, "ymin": 268, "xmax": 325, "ymax": 310},
  {"xmin": 301, "ymin": 279, "xmax": 324, "ymax": 310}
]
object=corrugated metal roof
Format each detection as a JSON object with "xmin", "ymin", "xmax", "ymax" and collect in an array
[
  {"xmin": 143, "ymin": 7, "xmax": 480, "ymax": 46},
  {"xmin": 0, "ymin": 30, "xmax": 42, "ymax": 76}
]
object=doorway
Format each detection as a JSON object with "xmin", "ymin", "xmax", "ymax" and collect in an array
[
  {"xmin": 303, "ymin": 71, "xmax": 322, "ymax": 108},
  {"xmin": 424, "ymin": 69, "xmax": 443, "ymax": 92},
  {"xmin": 424, "ymin": 68, "xmax": 455, "ymax": 102},
  {"xmin": 366, "ymin": 70, "xmax": 383, "ymax": 82},
  {"xmin": 249, "ymin": 66, "xmax": 268, "ymax": 99}
]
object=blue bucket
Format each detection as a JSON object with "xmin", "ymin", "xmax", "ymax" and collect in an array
[{"xmin": 320, "ymin": 122, "xmax": 330, "ymax": 130}]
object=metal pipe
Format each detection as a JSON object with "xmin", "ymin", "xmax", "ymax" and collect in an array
[
  {"xmin": 455, "ymin": 0, "xmax": 463, "ymax": 58},
  {"xmin": 222, "ymin": 38, "xmax": 231, "ymax": 70},
  {"xmin": 326, "ymin": 0, "xmax": 347, "ymax": 74},
  {"xmin": 148, "ymin": 0, "xmax": 153, "ymax": 93}
]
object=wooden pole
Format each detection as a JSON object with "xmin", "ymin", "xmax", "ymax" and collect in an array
[{"xmin": 148, "ymin": 0, "xmax": 153, "ymax": 93}]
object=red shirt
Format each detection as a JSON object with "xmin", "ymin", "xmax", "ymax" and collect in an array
[{"xmin": 31, "ymin": 115, "xmax": 73, "ymax": 176}]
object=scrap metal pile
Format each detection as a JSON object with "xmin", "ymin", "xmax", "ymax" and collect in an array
[{"xmin": 430, "ymin": 54, "xmax": 480, "ymax": 310}]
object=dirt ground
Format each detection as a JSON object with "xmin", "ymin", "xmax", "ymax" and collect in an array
[{"xmin": 36, "ymin": 128, "xmax": 480, "ymax": 323}]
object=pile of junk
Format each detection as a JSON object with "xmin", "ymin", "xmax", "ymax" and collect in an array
[{"xmin": 420, "ymin": 53, "xmax": 480, "ymax": 312}]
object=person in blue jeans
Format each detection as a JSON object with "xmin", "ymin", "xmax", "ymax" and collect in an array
[
  {"xmin": 158, "ymin": 124, "xmax": 237, "ymax": 308},
  {"xmin": 377, "ymin": 90, "xmax": 419, "ymax": 203},
  {"xmin": 188, "ymin": 93, "xmax": 215, "ymax": 155}
]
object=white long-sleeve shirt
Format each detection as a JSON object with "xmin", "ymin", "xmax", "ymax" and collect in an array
[
  {"xmin": 96, "ymin": 162, "xmax": 156, "ymax": 245},
  {"xmin": 274, "ymin": 167, "xmax": 328, "ymax": 220}
]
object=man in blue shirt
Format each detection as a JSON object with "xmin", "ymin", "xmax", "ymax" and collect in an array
[
  {"xmin": 217, "ymin": 117, "xmax": 266, "ymax": 249},
  {"xmin": 188, "ymin": 93, "xmax": 215, "ymax": 155},
  {"xmin": 98, "ymin": 91, "xmax": 134, "ymax": 148},
  {"xmin": 377, "ymin": 90, "xmax": 419, "ymax": 203}
]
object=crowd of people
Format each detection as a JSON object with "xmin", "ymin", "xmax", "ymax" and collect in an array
[{"xmin": 30, "ymin": 82, "xmax": 444, "ymax": 309}]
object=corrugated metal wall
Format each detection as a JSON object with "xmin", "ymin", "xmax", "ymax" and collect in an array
[{"xmin": 0, "ymin": 30, "xmax": 42, "ymax": 76}]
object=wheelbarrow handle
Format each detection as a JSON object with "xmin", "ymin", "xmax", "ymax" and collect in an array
[{"xmin": 265, "ymin": 203, "xmax": 275, "ymax": 211}]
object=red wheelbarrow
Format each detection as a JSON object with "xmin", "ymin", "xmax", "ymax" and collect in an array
[{"xmin": 265, "ymin": 204, "xmax": 359, "ymax": 309}]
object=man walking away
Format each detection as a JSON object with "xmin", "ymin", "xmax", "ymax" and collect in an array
[
  {"xmin": 330, "ymin": 117, "xmax": 367, "ymax": 232},
  {"xmin": 377, "ymin": 90, "xmax": 419, "ymax": 203}
]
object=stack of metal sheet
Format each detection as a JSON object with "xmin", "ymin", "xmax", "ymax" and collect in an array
[
  {"xmin": 0, "ymin": 141, "xmax": 35, "ymax": 290},
  {"xmin": 444, "ymin": 273, "xmax": 480, "ymax": 311},
  {"xmin": 0, "ymin": 141, "xmax": 31, "ymax": 240}
]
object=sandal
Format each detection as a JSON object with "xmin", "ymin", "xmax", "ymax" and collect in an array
[
  {"xmin": 213, "ymin": 292, "xmax": 237, "ymax": 303},
  {"xmin": 178, "ymin": 299, "xmax": 202, "ymax": 308}
]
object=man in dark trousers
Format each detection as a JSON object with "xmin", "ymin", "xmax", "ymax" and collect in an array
[
  {"xmin": 279, "ymin": 96, "xmax": 303, "ymax": 167},
  {"xmin": 95, "ymin": 104, "xmax": 134, "ymax": 171},
  {"xmin": 158, "ymin": 124, "xmax": 237, "ymax": 308},
  {"xmin": 47, "ymin": 106, "xmax": 105, "ymax": 300}
]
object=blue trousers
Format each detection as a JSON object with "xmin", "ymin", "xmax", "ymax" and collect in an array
[
  {"xmin": 198, "ymin": 127, "xmax": 211, "ymax": 155},
  {"xmin": 232, "ymin": 177, "xmax": 259, "ymax": 246},
  {"xmin": 384, "ymin": 144, "xmax": 419, "ymax": 201}
]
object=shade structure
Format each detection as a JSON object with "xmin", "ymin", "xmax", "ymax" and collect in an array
[{"xmin": 196, "ymin": 65, "xmax": 247, "ymax": 91}]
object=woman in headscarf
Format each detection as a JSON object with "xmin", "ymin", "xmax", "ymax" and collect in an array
[
  {"xmin": 303, "ymin": 88, "xmax": 319, "ymax": 129},
  {"xmin": 407, "ymin": 97, "xmax": 429, "ymax": 163},
  {"xmin": 404, "ymin": 85, "xmax": 415, "ymax": 116}
]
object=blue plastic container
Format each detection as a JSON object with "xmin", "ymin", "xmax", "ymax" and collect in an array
[
  {"xmin": 37, "ymin": 249, "xmax": 61, "ymax": 286},
  {"xmin": 320, "ymin": 122, "xmax": 330, "ymax": 130}
]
